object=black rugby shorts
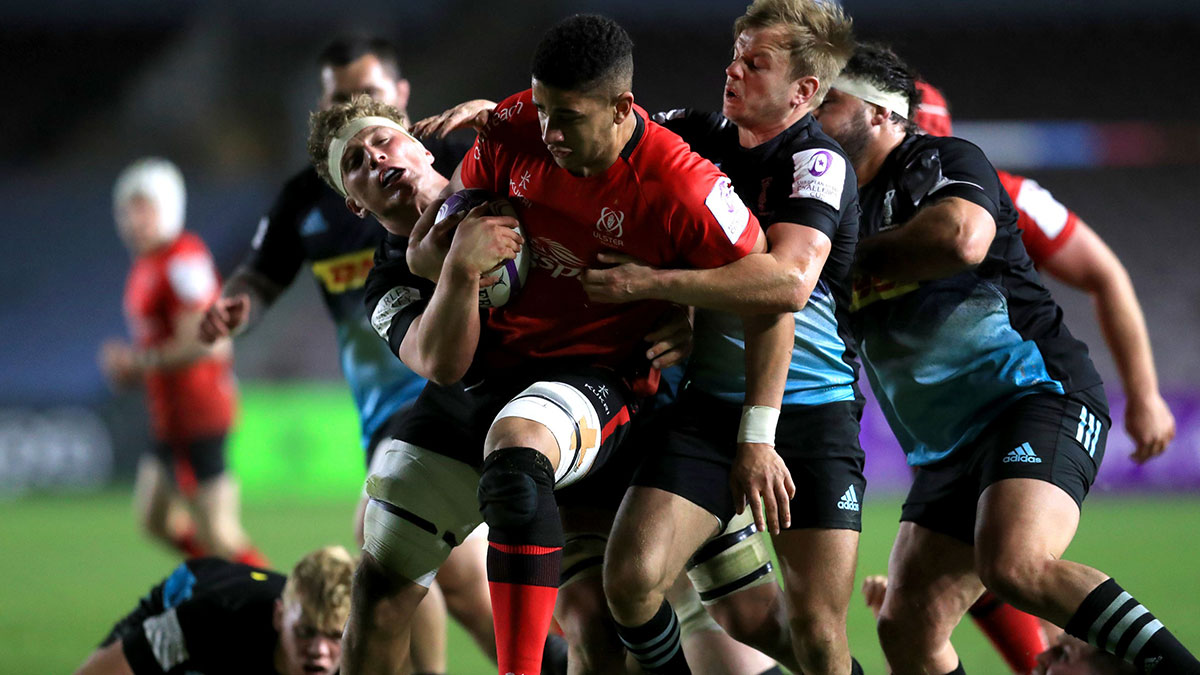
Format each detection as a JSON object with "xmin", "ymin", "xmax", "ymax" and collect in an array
[
  {"xmin": 630, "ymin": 388, "xmax": 866, "ymax": 530},
  {"xmin": 900, "ymin": 384, "xmax": 1109, "ymax": 544}
]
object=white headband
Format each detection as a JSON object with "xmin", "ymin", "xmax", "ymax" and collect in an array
[
  {"xmin": 832, "ymin": 75, "xmax": 911, "ymax": 120},
  {"xmin": 113, "ymin": 157, "xmax": 187, "ymax": 243},
  {"xmin": 326, "ymin": 116, "xmax": 422, "ymax": 197}
]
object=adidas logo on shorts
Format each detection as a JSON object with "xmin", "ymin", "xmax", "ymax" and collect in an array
[
  {"xmin": 836, "ymin": 485, "xmax": 860, "ymax": 512},
  {"xmin": 1003, "ymin": 442, "xmax": 1042, "ymax": 464}
]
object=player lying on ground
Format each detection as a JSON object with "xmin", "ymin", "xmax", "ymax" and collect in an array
[
  {"xmin": 811, "ymin": 42, "xmax": 1200, "ymax": 675},
  {"xmin": 73, "ymin": 546, "xmax": 354, "ymax": 675},
  {"xmin": 195, "ymin": 35, "xmax": 490, "ymax": 675},
  {"xmin": 100, "ymin": 157, "xmax": 267, "ymax": 568},
  {"xmin": 581, "ymin": 1, "xmax": 867, "ymax": 674},
  {"xmin": 310, "ymin": 14, "xmax": 771, "ymax": 675}
]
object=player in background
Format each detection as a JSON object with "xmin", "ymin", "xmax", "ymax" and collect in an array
[
  {"xmin": 196, "ymin": 37, "xmax": 495, "ymax": 674},
  {"xmin": 914, "ymin": 80, "xmax": 1175, "ymax": 464},
  {"xmin": 74, "ymin": 545, "xmax": 353, "ymax": 675},
  {"xmin": 581, "ymin": 1, "xmax": 864, "ymax": 673},
  {"xmin": 100, "ymin": 157, "xmax": 267, "ymax": 568},
  {"xmin": 316, "ymin": 14, "xmax": 770, "ymax": 674},
  {"xmin": 812, "ymin": 43, "xmax": 1200, "ymax": 675},
  {"xmin": 851, "ymin": 81, "xmax": 1182, "ymax": 675}
]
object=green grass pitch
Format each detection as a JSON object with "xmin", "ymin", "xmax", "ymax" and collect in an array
[{"xmin": 3, "ymin": 491, "xmax": 1197, "ymax": 673}]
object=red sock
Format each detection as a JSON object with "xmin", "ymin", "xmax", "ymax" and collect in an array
[
  {"xmin": 969, "ymin": 591, "xmax": 1048, "ymax": 673},
  {"xmin": 488, "ymin": 542, "xmax": 561, "ymax": 675},
  {"xmin": 233, "ymin": 547, "xmax": 270, "ymax": 569},
  {"xmin": 170, "ymin": 526, "xmax": 206, "ymax": 558}
]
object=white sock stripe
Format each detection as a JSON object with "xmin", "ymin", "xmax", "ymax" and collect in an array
[
  {"xmin": 1125, "ymin": 619, "xmax": 1164, "ymax": 663},
  {"xmin": 636, "ymin": 618, "xmax": 681, "ymax": 663},
  {"xmin": 1107, "ymin": 604, "xmax": 1150, "ymax": 653},
  {"xmin": 621, "ymin": 611, "xmax": 679, "ymax": 657},
  {"xmin": 1089, "ymin": 591, "xmax": 1133, "ymax": 645},
  {"xmin": 643, "ymin": 640, "xmax": 683, "ymax": 670}
]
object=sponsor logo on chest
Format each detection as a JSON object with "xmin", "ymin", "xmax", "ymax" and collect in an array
[
  {"xmin": 311, "ymin": 248, "xmax": 375, "ymax": 293},
  {"xmin": 529, "ymin": 237, "xmax": 587, "ymax": 278}
]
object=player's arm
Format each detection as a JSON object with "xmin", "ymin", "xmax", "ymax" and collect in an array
[
  {"xmin": 733, "ymin": 310, "xmax": 796, "ymax": 534},
  {"xmin": 1038, "ymin": 219, "xmax": 1175, "ymax": 461},
  {"xmin": 73, "ymin": 640, "xmax": 136, "ymax": 675},
  {"xmin": 411, "ymin": 99, "xmax": 497, "ymax": 139},
  {"xmin": 200, "ymin": 179, "xmax": 309, "ymax": 342},
  {"xmin": 198, "ymin": 267, "xmax": 285, "ymax": 343},
  {"xmin": 587, "ymin": 222, "xmax": 830, "ymax": 313},
  {"xmin": 855, "ymin": 196, "xmax": 995, "ymax": 282},
  {"xmin": 407, "ymin": 164, "xmax": 465, "ymax": 282},
  {"xmin": 386, "ymin": 206, "xmax": 521, "ymax": 384}
]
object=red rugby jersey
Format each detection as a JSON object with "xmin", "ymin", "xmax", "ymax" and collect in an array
[
  {"xmin": 999, "ymin": 170, "xmax": 1080, "ymax": 264},
  {"xmin": 124, "ymin": 232, "xmax": 236, "ymax": 440},
  {"xmin": 460, "ymin": 89, "xmax": 761, "ymax": 390}
]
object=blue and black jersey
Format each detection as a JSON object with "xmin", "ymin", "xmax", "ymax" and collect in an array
[
  {"xmin": 102, "ymin": 558, "xmax": 284, "ymax": 674},
  {"xmin": 242, "ymin": 133, "xmax": 471, "ymax": 449},
  {"xmin": 851, "ymin": 133, "xmax": 1102, "ymax": 466},
  {"xmin": 654, "ymin": 109, "xmax": 861, "ymax": 406}
]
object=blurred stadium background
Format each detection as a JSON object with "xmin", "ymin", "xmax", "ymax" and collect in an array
[{"xmin": 2, "ymin": 0, "xmax": 1198, "ymax": 672}]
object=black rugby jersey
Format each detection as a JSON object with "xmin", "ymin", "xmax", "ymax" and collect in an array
[
  {"xmin": 108, "ymin": 558, "xmax": 285, "ymax": 674},
  {"xmin": 655, "ymin": 109, "xmax": 860, "ymax": 406},
  {"xmin": 240, "ymin": 132, "xmax": 472, "ymax": 447},
  {"xmin": 851, "ymin": 133, "xmax": 1102, "ymax": 465}
]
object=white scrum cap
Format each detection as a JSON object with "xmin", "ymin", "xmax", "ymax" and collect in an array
[{"xmin": 113, "ymin": 157, "xmax": 187, "ymax": 241}]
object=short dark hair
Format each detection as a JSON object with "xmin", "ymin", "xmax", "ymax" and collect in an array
[
  {"xmin": 842, "ymin": 42, "xmax": 922, "ymax": 133},
  {"xmin": 319, "ymin": 35, "xmax": 402, "ymax": 80},
  {"xmin": 531, "ymin": 14, "xmax": 633, "ymax": 97}
]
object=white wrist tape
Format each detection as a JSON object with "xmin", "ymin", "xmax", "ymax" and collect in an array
[{"xmin": 737, "ymin": 406, "xmax": 779, "ymax": 445}]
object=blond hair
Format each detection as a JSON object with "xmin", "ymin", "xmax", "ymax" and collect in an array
[
  {"xmin": 308, "ymin": 94, "xmax": 409, "ymax": 190},
  {"xmin": 281, "ymin": 545, "xmax": 355, "ymax": 633},
  {"xmin": 734, "ymin": 0, "xmax": 855, "ymax": 103}
]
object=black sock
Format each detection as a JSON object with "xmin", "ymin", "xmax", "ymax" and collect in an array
[
  {"xmin": 542, "ymin": 632, "xmax": 569, "ymax": 675},
  {"xmin": 615, "ymin": 600, "xmax": 690, "ymax": 674},
  {"xmin": 1065, "ymin": 578, "xmax": 1200, "ymax": 674},
  {"xmin": 943, "ymin": 662, "xmax": 965, "ymax": 675},
  {"xmin": 755, "ymin": 667, "xmax": 783, "ymax": 675},
  {"xmin": 850, "ymin": 656, "xmax": 864, "ymax": 675}
]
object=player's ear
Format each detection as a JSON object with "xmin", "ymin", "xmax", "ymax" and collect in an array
[
  {"xmin": 867, "ymin": 103, "xmax": 891, "ymax": 127},
  {"xmin": 613, "ymin": 91, "xmax": 635, "ymax": 123},
  {"xmin": 793, "ymin": 75, "xmax": 820, "ymax": 108},
  {"xmin": 273, "ymin": 599, "xmax": 283, "ymax": 632},
  {"xmin": 345, "ymin": 196, "xmax": 369, "ymax": 219},
  {"xmin": 395, "ymin": 78, "xmax": 411, "ymax": 112}
]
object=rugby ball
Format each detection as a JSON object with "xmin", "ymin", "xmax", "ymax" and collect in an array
[{"xmin": 434, "ymin": 189, "xmax": 529, "ymax": 308}]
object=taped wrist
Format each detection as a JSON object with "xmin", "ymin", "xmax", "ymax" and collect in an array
[
  {"xmin": 737, "ymin": 405, "xmax": 779, "ymax": 445},
  {"xmin": 478, "ymin": 446, "xmax": 563, "ymax": 547}
]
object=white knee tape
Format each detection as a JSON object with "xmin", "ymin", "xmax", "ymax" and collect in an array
[
  {"xmin": 362, "ymin": 440, "xmax": 483, "ymax": 586},
  {"xmin": 687, "ymin": 510, "xmax": 776, "ymax": 604},
  {"xmin": 493, "ymin": 381, "xmax": 603, "ymax": 488}
]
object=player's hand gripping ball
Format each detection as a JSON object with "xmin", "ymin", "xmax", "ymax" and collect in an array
[{"xmin": 435, "ymin": 189, "xmax": 529, "ymax": 308}]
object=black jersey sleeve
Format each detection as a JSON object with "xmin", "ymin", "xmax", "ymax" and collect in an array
[
  {"xmin": 363, "ymin": 233, "xmax": 437, "ymax": 358},
  {"xmin": 652, "ymin": 108, "xmax": 730, "ymax": 158},
  {"xmin": 241, "ymin": 168, "xmax": 322, "ymax": 288},
  {"xmin": 425, "ymin": 129, "xmax": 477, "ymax": 179},
  {"xmin": 769, "ymin": 141, "xmax": 854, "ymax": 240},
  {"xmin": 916, "ymin": 137, "xmax": 1004, "ymax": 222}
]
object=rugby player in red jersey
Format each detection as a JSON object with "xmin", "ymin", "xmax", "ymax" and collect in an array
[
  {"xmin": 100, "ymin": 158, "xmax": 266, "ymax": 568},
  {"xmin": 309, "ymin": 15, "xmax": 776, "ymax": 675}
]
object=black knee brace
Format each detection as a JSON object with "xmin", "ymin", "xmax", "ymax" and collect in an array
[{"xmin": 478, "ymin": 447, "xmax": 563, "ymax": 547}]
